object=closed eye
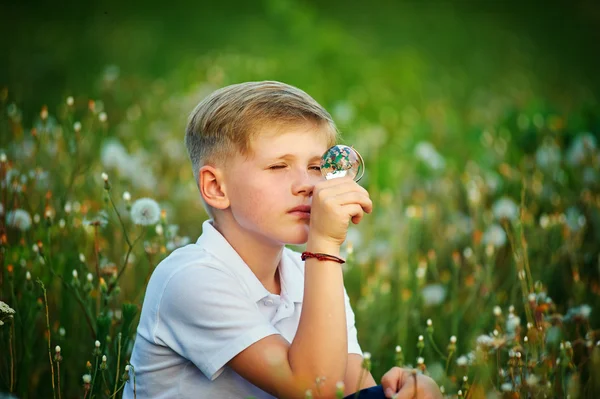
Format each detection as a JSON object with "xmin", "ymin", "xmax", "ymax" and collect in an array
[
  {"xmin": 269, "ymin": 165, "xmax": 287, "ymax": 170},
  {"xmin": 309, "ymin": 166, "xmax": 321, "ymax": 171}
]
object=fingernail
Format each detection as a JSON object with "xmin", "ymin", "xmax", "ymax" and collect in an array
[{"xmin": 385, "ymin": 388, "xmax": 394, "ymax": 398}]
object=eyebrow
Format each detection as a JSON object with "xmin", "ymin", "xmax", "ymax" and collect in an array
[{"xmin": 272, "ymin": 154, "xmax": 323, "ymax": 162}]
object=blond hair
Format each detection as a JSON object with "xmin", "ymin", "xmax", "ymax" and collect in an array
[{"xmin": 185, "ymin": 81, "xmax": 339, "ymax": 215}]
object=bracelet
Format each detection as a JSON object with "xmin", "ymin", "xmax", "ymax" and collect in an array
[{"xmin": 301, "ymin": 251, "xmax": 346, "ymax": 264}]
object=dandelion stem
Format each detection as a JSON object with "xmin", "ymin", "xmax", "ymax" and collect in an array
[
  {"xmin": 108, "ymin": 191, "xmax": 132, "ymax": 247},
  {"xmin": 110, "ymin": 230, "xmax": 144, "ymax": 294},
  {"xmin": 57, "ymin": 361, "xmax": 62, "ymax": 399},
  {"xmin": 426, "ymin": 333, "xmax": 447, "ymax": 361},
  {"xmin": 9, "ymin": 317, "xmax": 15, "ymax": 392},
  {"xmin": 38, "ymin": 279, "xmax": 57, "ymax": 399},
  {"xmin": 113, "ymin": 333, "xmax": 122, "ymax": 396}
]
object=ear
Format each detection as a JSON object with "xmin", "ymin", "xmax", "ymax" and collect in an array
[{"xmin": 199, "ymin": 165, "xmax": 230, "ymax": 210}]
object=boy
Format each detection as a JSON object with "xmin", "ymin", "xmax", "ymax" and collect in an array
[{"xmin": 124, "ymin": 81, "xmax": 442, "ymax": 398}]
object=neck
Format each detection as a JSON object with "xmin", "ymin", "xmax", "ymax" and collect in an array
[{"xmin": 212, "ymin": 214, "xmax": 283, "ymax": 295}]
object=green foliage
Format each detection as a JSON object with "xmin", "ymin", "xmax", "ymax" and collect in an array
[{"xmin": 1, "ymin": 1, "xmax": 600, "ymax": 398}]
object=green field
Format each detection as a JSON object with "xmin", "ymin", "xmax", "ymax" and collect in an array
[{"xmin": 1, "ymin": 1, "xmax": 600, "ymax": 397}]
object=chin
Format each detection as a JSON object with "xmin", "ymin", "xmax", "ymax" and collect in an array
[{"xmin": 282, "ymin": 226, "xmax": 310, "ymax": 245}]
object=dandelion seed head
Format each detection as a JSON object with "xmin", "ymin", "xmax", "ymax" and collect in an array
[
  {"xmin": 456, "ymin": 355, "xmax": 468, "ymax": 366},
  {"xmin": 99, "ymin": 112, "xmax": 108, "ymax": 122},
  {"xmin": 101, "ymin": 172, "xmax": 108, "ymax": 182},
  {"xmin": 74, "ymin": 121, "xmax": 82, "ymax": 132},
  {"xmin": 426, "ymin": 319, "xmax": 432, "ymax": 327},
  {"xmin": 26, "ymin": 271, "xmax": 31, "ymax": 280},
  {"xmin": 463, "ymin": 247, "xmax": 473, "ymax": 259},
  {"xmin": 130, "ymin": 198, "xmax": 161, "ymax": 226},
  {"xmin": 421, "ymin": 284, "xmax": 446, "ymax": 307},
  {"xmin": 528, "ymin": 293, "xmax": 536, "ymax": 302},
  {"xmin": 59, "ymin": 327, "xmax": 66, "ymax": 337},
  {"xmin": 33, "ymin": 214, "xmax": 40, "ymax": 224},
  {"xmin": 450, "ymin": 336, "xmax": 457, "ymax": 344},
  {"xmin": 482, "ymin": 224, "xmax": 506, "ymax": 247},
  {"xmin": 500, "ymin": 382, "xmax": 513, "ymax": 392},
  {"xmin": 59, "ymin": 219, "xmax": 66, "ymax": 228},
  {"xmin": 492, "ymin": 197, "xmax": 519, "ymax": 222},
  {"xmin": 72, "ymin": 270, "xmax": 78, "ymax": 279},
  {"xmin": 102, "ymin": 355, "xmax": 107, "ymax": 362},
  {"xmin": 123, "ymin": 191, "xmax": 131, "ymax": 201},
  {"xmin": 417, "ymin": 357, "xmax": 424, "ymax": 365},
  {"xmin": 418, "ymin": 335, "xmax": 424, "ymax": 342},
  {"xmin": 0, "ymin": 300, "xmax": 16, "ymax": 314},
  {"xmin": 7, "ymin": 209, "xmax": 32, "ymax": 231},
  {"xmin": 395, "ymin": 345, "xmax": 402, "ymax": 353},
  {"xmin": 87, "ymin": 273, "xmax": 93, "ymax": 282},
  {"xmin": 463, "ymin": 376, "xmax": 468, "ymax": 382},
  {"xmin": 493, "ymin": 306, "xmax": 502, "ymax": 316},
  {"xmin": 363, "ymin": 352, "xmax": 371, "ymax": 360},
  {"xmin": 524, "ymin": 336, "xmax": 529, "ymax": 343},
  {"xmin": 155, "ymin": 224, "xmax": 164, "ymax": 236},
  {"xmin": 79, "ymin": 253, "xmax": 85, "ymax": 263},
  {"xmin": 55, "ymin": 345, "xmax": 61, "ymax": 353},
  {"xmin": 0, "ymin": 152, "xmax": 6, "ymax": 163},
  {"xmin": 95, "ymin": 340, "xmax": 100, "ymax": 348},
  {"xmin": 82, "ymin": 374, "xmax": 92, "ymax": 384},
  {"xmin": 66, "ymin": 96, "xmax": 74, "ymax": 106},
  {"xmin": 526, "ymin": 374, "xmax": 539, "ymax": 387},
  {"xmin": 125, "ymin": 365, "xmax": 131, "ymax": 372}
]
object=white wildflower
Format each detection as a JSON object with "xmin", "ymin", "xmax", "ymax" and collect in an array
[
  {"xmin": 417, "ymin": 357, "xmax": 424, "ymax": 365},
  {"xmin": 73, "ymin": 121, "xmax": 82, "ymax": 132},
  {"xmin": 66, "ymin": 96, "xmax": 74, "ymax": 106},
  {"xmin": 155, "ymin": 224, "xmax": 164, "ymax": 236},
  {"xmin": 535, "ymin": 141, "xmax": 562, "ymax": 170},
  {"xmin": 0, "ymin": 152, "xmax": 6, "ymax": 163},
  {"xmin": 493, "ymin": 306, "xmax": 502, "ymax": 316},
  {"xmin": 82, "ymin": 374, "xmax": 91, "ymax": 384},
  {"xmin": 450, "ymin": 336, "xmax": 457, "ymax": 344},
  {"xmin": 0, "ymin": 301, "xmax": 16, "ymax": 314},
  {"xmin": 87, "ymin": 273, "xmax": 93, "ymax": 283},
  {"xmin": 492, "ymin": 197, "xmax": 519, "ymax": 222},
  {"xmin": 414, "ymin": 141, "xmax": 445, "ymax": 171},
  {"xmin": 130, "ymin": 198, "xmax": 161, "ymax": 226},
  {"xmin": 566, "ymin": 133, "xmax": 597, "ymax": 166},
  {"xmin": 482, "ymin": 224, "xmax": 507, "ymax": 247},
  {"xmin": 476, "ymin": 335, "xmax": 494, "ymax": 347},
  {"xmin": 421, "ymin": 284, "xmax": 446, "ymax": 306},
  {"xmin": 363, "ymin": 352, "xmax": 371, "ymax": 360},
  {"xmin": 526, "ymin": 374, "xmax": 539, "ymax": 386},
  {"xmin": 101, "ymin": 172, "xmax": 108, "ymax": 182},
  {"xmin": 580, "ymin": 304, "xmax": 592, "ymax": 319},
  {"xmin": 456, "ymin": 356, "xmax": 468, "ymax": 366},
  {"xmin": 123, "ymin": 191, "xmax": 131, "ymax": 201},
  {"xmin": 95, "ymin": 340, "xmax": 100, "ymax": 348},
  {"xmin": 99, "ymin": 112, "xmax": 108, "ymax": 122},
  {"xmin": 500, "ymin": 382, "xmax": 513, "ymax": 392},
  {"xmin": 506, "ymin": 315, "xmax": 521, "ymax": 333},
  {"xmin": 6, "ymin": 209, "xmax": 32, "ymax": 231}
]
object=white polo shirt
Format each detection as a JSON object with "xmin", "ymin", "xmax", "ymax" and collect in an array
[{"xmin": 123, "ymin": 220, "xmax": 363, "ymax": 399}]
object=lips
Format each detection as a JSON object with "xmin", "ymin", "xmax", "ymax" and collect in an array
[{"xmin": 289, "ymin": 205, "xmax": 311, "ymax": 214}]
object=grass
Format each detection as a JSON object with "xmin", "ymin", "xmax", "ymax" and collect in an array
[{"xmin": 1, "ymin": 1, "xmax": 600, "ymax": 398}]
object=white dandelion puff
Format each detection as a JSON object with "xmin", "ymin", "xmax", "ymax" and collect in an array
[
  {"xmin": 421, "ymin": 284, "xmax": 447, "ymax": 307},
  {"xmin": 130, "ymin": 198, "xmax": 161, "ymax": 226},
  {"xmin": 482, "ymin": 224, "xmax": 507, "ymax": 247},
  {"xmin": 6, "ymin": 209, "xmax": 32, "ymax": 231},
  {"xmin": 492, "ymin": 197, "xmax": 519, "ymax": 222}
]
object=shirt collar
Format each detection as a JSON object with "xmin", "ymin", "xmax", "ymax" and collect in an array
[{"xmin": 196, "ymin": 220, "xmax": 304, "ymax": 304}]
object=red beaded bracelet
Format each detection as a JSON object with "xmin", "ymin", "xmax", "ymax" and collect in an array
[{"xmin": 301, "ymin": 251, "xmax": 346, "ymax": 264}]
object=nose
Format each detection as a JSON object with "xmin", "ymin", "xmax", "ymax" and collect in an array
[{"xmin": 291, "ymin": 168, "xmax": 317, "ymax": 197}]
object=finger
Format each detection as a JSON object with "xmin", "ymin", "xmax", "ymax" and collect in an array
[
  {"xmin": 339, "ymin": 204, "xmax": 364, "ymax": 225},
  {"xmin": 381, "ymin": 367, "xmax": 405, "ymax": 398},
  {"xmin": 315, "ymin": 178, "xmax": 370, "ymax": 198},
  {"xmin": 334, "ymin": 191, "xmax": 373, "ymax": 214}
]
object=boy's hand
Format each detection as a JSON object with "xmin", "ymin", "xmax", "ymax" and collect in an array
[
  {"xmin": 308, "ymin": 177, "xmax": 372, "ymax": 248},
  {"xmin": 381, "ymin": 367, "xmax": 443, "ymax": 399}
]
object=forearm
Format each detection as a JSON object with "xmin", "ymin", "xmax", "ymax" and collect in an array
[{"xmin": 288, "ymin": 240, "xmax": 348, "ymax": 395}]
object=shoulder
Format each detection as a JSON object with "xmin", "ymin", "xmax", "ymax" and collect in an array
[{"xmin": 147, "ymin": 243, "xmax": 241, "ymax": 300}]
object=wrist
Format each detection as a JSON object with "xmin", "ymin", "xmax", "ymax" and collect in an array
[{"xmin": 306, "ymin": 237, "xmax": 341, "ymax": 257}]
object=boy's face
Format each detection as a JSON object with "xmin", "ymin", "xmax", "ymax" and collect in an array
[{"xmin": 221, "ymin": 122, "xmax": 329, "ymax": 246}]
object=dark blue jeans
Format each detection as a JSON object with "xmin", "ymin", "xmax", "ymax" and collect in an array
[{"xmin": 344, "ymin": 385, "xmax": 386, "ymax": 399}]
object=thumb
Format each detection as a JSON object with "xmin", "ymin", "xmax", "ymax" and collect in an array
[{"xmin": 381, "ymin": 367, "xmax": 407, "ymax": 398}]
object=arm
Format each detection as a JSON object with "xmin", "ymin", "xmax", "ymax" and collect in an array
[
  {"xmin": 342, "ymin": 354, "xmax": 377, "ymax": 396},
  {"xmin": 228, "ymin": 178, "xmax": 373, "ymax": 398}
]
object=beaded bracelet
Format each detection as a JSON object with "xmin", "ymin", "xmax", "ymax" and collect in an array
[{"xmin": 301, "ymin": 251, "xmax": 346, "ymax": 264}]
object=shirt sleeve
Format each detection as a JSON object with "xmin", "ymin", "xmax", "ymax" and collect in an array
[
  {"xmin": 343, "ymin": 287, "xmax": 363, "ymax": 356},
  {"xmin": 155, "ymin": 265, "xmax": 280, "ymax": 380}
]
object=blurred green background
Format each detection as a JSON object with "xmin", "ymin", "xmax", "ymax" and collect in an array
[
  {"xmin": 3, "ymin": 0, "xmax": 600, "ymax": 110},
  {"xmin": 2, "ymin": 1, "xmax": 600, "ymax": 397}
]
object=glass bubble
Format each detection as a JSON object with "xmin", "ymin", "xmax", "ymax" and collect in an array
[{"xmin": 320, "ymin": 145, "xmax": 364, "ymax": 182}]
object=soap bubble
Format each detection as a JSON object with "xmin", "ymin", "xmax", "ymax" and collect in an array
[{"xmin": 320, "ymin": 145, "xmax": 364, "ymax": 182}]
